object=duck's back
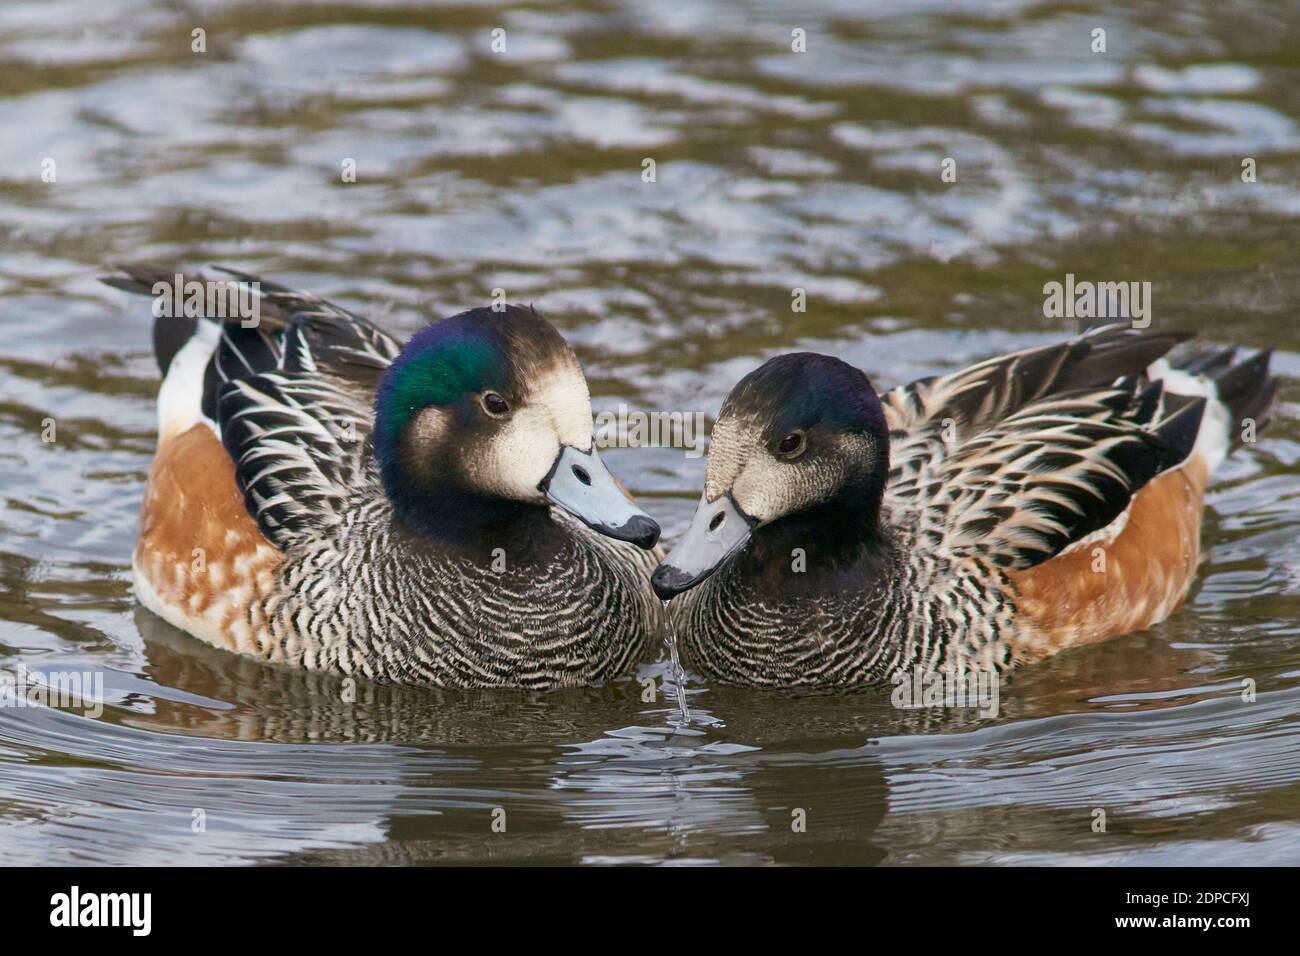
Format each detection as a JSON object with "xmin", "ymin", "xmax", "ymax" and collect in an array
[{"xmin": 879, "ymin": 324, "xmax": 1276, "ymax": 668}]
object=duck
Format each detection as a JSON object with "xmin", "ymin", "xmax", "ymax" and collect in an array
[
  {"xmin": 104, "ymin": 266, "xmax": 664, "ymax": 689},
  {"xmin": 652, "ymin": 324, "xmax": 1278, "ymax": 689}
]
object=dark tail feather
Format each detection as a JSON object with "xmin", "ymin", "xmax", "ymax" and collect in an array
[
  {"xmin": 1178, "ymin": 345, "xmax": 1237, "ymax": 377},
  {"xmin": 101, "ymin": 265, "xmax": 216, "ymax": 375},
  {"xmin": 1175, "ymin": 347, "xmax": 1277, "ymax": 448},
  {"xmin": 99, "ymin": 264, "xmax": 207, "ymax": 298},
  {"xmin": 150, "ymin": 313, "xmax": 197, "ymax": 376},
  {"xmin": 1058, "ymin": 323, "xmax": 1194, "ymax": 392},
  {"xmin": 1213, "ymin": 349, "xmax": 1277, "ymax": 444},
  {"xmin": 1153, "ymin": 396, "xmax": 1207, "ymax": 470},
  {"xmin": 1130, "ymin": 378, "xmax": 1165, "ymax": 425}
]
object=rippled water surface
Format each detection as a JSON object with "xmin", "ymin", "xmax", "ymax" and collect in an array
[{"xmin": 2, "ymin": 0, "xmax": 1299, "ymax": 865}]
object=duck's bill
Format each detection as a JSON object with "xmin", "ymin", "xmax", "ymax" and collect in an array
[
  {"xmin": 540, "ymin": 445, "xmax": 660, "ymax": 550},
  {"xmin": 651, "ymin": 493, "xmax": 756, "ymax": 600}
]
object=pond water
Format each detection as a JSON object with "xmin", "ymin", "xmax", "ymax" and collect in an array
[{"xmin": 1, "ymin": 0, "xmax": 1298, "ymax": 865}]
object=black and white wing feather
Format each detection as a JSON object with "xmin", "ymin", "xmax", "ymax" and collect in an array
[
  {"xmin": 897, "ymin": 382, "xmax": 1205, "ymax": 569},
  {"xmin": 205, "ymin": 269, "xmax": 403, "ymax": 547},
  {"xmin": 102, "ymin": 264, "xmax": 404, "ymax": 549},
  {"xmin": 212, "ymin": 266, "xmax": 402, "ymax": 375},
  {"xmin": 217, "ymin": 370, "xmax": 379, "ymax": 546},
  {"xmin": 880, "ymin": 323, "xmax": 1190, "ymax": 500},
  {"xmin": 880, "ymin": 325, "xmax": 1205, "ymax": 571}
]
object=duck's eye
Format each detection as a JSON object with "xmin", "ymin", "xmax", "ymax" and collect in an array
[
  {"xmin": 481, "ymin": 392, "xmax": 510, "ymax": 417},
  {"xmin": 776, "ymin": 430, "xmax": 806, "ymax": 460}
]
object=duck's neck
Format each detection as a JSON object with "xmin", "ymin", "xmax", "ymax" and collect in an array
[
  {"xmin": 387, "ymin": 484, "xmax": 563, "ymax": 563},
  {"xmin": 732, "ymin": 493, "xmax": 895, "ymax": 598}
]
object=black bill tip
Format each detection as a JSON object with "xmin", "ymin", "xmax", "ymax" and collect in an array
[
  {"xmin": 651, "ymin": 562, "xmax": 696, "ymax": 600},
  {"xmin": 603, "ymin": 514, "xmax": 661, "ymax": 550}
]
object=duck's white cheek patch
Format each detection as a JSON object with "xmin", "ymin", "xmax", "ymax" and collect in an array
[
  {"xmin": 474, "ymin": 409, "xmax": 560, "ymax": 502},
  {"xmin": 705, "ymin": 418, "xmax": 802, "ymax": 521},
  {"xmin": 733, "ymin": 453, "xmax": 806, "ymax": 523},
  {"xmin": 533, "ymin": 365, "xmax": 593, "ymax": 450},
  {"xmin": 729, "ymin": 434, "xmax": 870, "ymax": 524},
  {"xmin": 462, "ymin": 364, "xmax": 593, "ymax": 503},
  {"xmin": 704, "ymin": 417, "xmax": 752, "ymax": 502}
]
